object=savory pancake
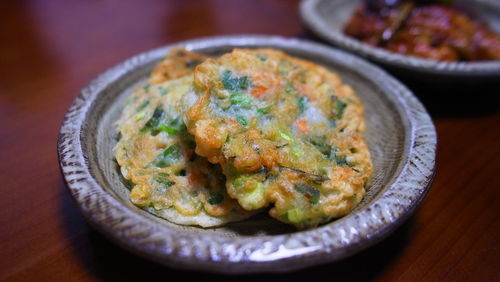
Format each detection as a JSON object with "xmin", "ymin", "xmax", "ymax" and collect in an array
[
  {"xmin": 114, "ymin": 50, "xmax": 251, "ymax": 227},
  {"xmin": 185, "ymin": 49, "xmax": 372, "ymax": 229},
  {"xmin": 149, "ymin": 47, "xmax": 208, "ymax": 84}
]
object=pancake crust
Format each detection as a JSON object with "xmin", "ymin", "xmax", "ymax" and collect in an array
[{"xmin": 186, "ymin": 49, "xmax": 373, "ymax": 229}]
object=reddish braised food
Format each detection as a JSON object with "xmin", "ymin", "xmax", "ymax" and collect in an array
[{"xmin": 344, "ymin": 0, "xmax": 500, "ymax": 61}]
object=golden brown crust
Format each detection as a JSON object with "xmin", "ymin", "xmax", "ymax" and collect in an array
[{"xmin": 149, "ymin": 48, "xmax": 209, "ymax": 84}]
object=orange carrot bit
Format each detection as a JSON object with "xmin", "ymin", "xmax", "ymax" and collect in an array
[
  {"xmin": 228, "ymin": 119, "xmax": 239, "ymax": 126},
  {"xmin": 251, "ymin": 85, "xmax": 268, "ymax": 98},
  {"xmin": 296, "ymin": 119, "xmax": 309, "ymax": 132}
]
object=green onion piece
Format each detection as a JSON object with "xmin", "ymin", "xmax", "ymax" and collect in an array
[
  {"xmin": 326, "ymin": 146, "xmax": 351, "ymax": 166},
  {"xmin": 136, "ymin": 100, "xmax": 150, "ymax": 112},
  {"xmin": 298, "ymin": 96, "xmax": 308, "ymax": 113},
  {"xmin": 135, "ymin": 111, "xmax": 146, "ymax": 121},
  {"xmin": 257, "ymin": 106, "xmax": 272, "ymax": 114},
  {"xmin": 310, "ymin": 138, "xmax": 351, "ymax": 166},
  {"xmin": 279, "ymin": 130, "xmax": 294, "ymax": 142},
  {"xmin": 154, "ymin": 144, "xmax": 181, "ymax": 168},
  {"xmin": 242, "ymin": 183, "xmax": 265, "ymax": 209},
  {"xmin": 230, "ymin": 93, "xmax": 253, "ymax": 108},
  {"xmin": 143, "ymin": 107, "xmax": 186, "ymax": 136},
  {"xmin": 256, "ymin": 54, "xmax": 267, "ymax": 61},
  {"xmin": 143, "ymin": 84, "xmax": 150, "ymax": 93},
  {"xmin": 335, "ymin": 155, "xmax": 349, "ymax": 166},
  {"xmin": 208, "ymin": 193, "xmax": 224, "ymax": 205},
  {"xmin": 233, "ymin": 175, "xmax": 251, "ymax": 189},
  {"xmin": 294, "ymin": 183, "xmax": 320, "ymax": 204},
  {"xmin": 291, "ymin": 147, "xmax": 302, "ymax": 158},
  {"xmin": 143, "ymin": 106, "xmax": 164, "ymax": 131},
  {"xmin": 155, "ymin": 173, "xmax": 175, "ymax": 188},
  {"xmin": 310, "ymin": 136, "xmax": 331, "ymax": 156},
  {"xmin": 285, "ymin": 208, "xmax": 303, "ymax": 223},
  {"xmin": 236, "ymin": 115, "xmax": 248, "ymax": 126},
  {"xmin": 331, "ymin": 96, "xmax": 347, "ymax": 119},
  {"xmin": 168, "ymin": 116, "xmax": 186, "ymax": 133},
  {"xmin": 157, "ymin": 125, "xmax": 178, "ymax": 135},
  {"xmin": 222, "ymin": 70, "xmax": 249, "ymax": 91}
]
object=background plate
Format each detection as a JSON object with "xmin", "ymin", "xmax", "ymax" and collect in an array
[{"xmin": 300, "ymin": 0, "xmax": 500, "ymax": 83}]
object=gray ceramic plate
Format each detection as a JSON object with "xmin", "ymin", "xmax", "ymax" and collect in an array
[
  {"xmin": 58, "ymin": 35, "xmax": 436, "ymax": 274},
  {"xmin": 300, "ymin": 0, "xmax": 500, "ymax": 83}
]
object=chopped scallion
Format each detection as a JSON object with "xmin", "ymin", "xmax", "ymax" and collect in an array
[
  {"xmin": 236, "ymin": 115, "xmax": 248, "ymax": 126},
  {"xmin": 136, "ymin": 100, "xmax": 150, "ymax": 112},
  {"xmin": 154, "ymin": 144, "xmax": 181, "ymax": 168},
  {"xmin": 208, "ymin": 193, "xmax": 224, "ymax": 205},
  {"xmin": 279, "ymin": 130, "xmax": 294, "ymax": 142},
  {"xmin": 222, "ymin": 70, "xmax": 249, "ymax": 91},
  {"xmin": 294, "ymin": 183, "xmax": 320, "ymax": 204},
  {"xmin": 257, "ymin": 106, "xmax": 272, "ymax": 114},
  {"xmin": 256, "ymin": 54, "xmax": 267, "ymax": 61},
  {"xmin": 230, "ymin": 93, "xmax": 253, "ymax": 108},
  {"xmin": 331, "ymin": 96, "xmax": 347, "ymax": 119},
  {"xmin": 298, "ymin": 96, "xmax": 308, "ymax": 113}
]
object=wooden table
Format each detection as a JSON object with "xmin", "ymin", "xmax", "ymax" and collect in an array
[{"xmin": 1, "ymin": 1, "xmax": 498, "ymax": 280}]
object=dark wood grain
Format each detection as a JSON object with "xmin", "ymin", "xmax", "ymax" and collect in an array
[{"xmin": 1, "ymin": 0, "xmax": 498, "ymax": 281}]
